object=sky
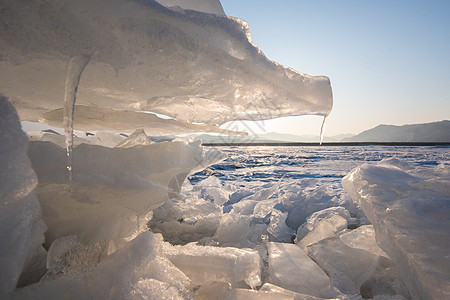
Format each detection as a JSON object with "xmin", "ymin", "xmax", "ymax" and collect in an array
[{"xmin": 219, "ymin": 0, "xmax": 450, "ymax": 136}]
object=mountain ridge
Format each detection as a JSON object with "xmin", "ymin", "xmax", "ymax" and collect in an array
[{"xmin": 344, "ymin": 120, "xmax": 450, "ymax": 142}]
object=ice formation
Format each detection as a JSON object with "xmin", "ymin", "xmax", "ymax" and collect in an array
[
  {"xmin": 27, "ymin": 137, "xmax": 225, "ymax": 246},
  {"xmin": 63, "ymin": 54, "xmax": 93, "ymax": 186},
  {"xmin": 0, "ymin": 97, "xmax": 47, "ymax": 297},
  {"xmin": 0, "ymin": 0, "xmax": 332, "ymax": 131},
  {"xmin": 343, "ymin": 160, "xmax": 450, "ymax": 299},
  {"xmin": 267, "ymin": 242, "xmax": 334, "ymax": 297},
  {"xmin": 5, "ymin": 0, "xmax": 447, "ymax": 299}
]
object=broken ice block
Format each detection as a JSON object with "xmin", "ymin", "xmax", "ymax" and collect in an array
[
  {"xmin": 163, "ymin": 242, "xmax": 262, "ymax": 289},
  {"xmin": 259, "ymin": 283, "xmax": 330, "ymax": 300},
  {"xmin": 12, "ymin": 232, "xmax": 195, "ymax": 299},
  {"xmin": 339, "ymin": 225, "xmax": 389, "ymax": 259},
  {"xmin": 115, "ymin": 128, "xmax": 151, "ymax": 148},
  {"xmin": 148, "ymin": 197, "xmax": 221, "ymax": 245},
  {"xmin": 295, "ymin": 207, "xmax": 350, "ymax": 248},
  {"xmin": 267, "ymin": 242, "xmax": 334, "ymax": 298},
  {"xmin": 214, "ymin": 212, "xmax": 251, "ymax": 246},
  {"xmin": 27, "ymin": 139, "xmax": 224, "ymax": 245},
  {"xmin": 0, "ymin": 97, "xmax": 47, "ymax": 296},
  {"xmin": 306, "ymin": 235, "xmax": 408, "ymax": 297},
  {"xmin": 342, "ymin": 162, "xmax": 450, "ymax": 299}
]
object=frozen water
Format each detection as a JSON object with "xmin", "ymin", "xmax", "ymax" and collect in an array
[
  {"xmin": 2, "ymin": 100, "xmax": 449, "ymax": 300},
  {"xmin": 63, "ymin": 54, "xmax": 92, "ymax": 187},
  {"xmin": 295, "ymin": 207, "xmax": 350, "ymax": 249},
  {"xmin": 0, "ymin": 97, "xmax": 47, "ymax": 296},
  {"xmin": 259, "ymin": 283, "xmax": 329, "ymax": 300},
  {"xmin": 116, "ymin": 129, "xmax": 151, "ymax": 148},
  {"xmin": 339, "ymin": 225, "xmax": 389, "ymax": 259},
  {"xmin": 162, "ymin": 242, "xmax": 262, "ymax": 289},
  {"xmin": 12, "ymin": 232, "xmax": 195, "ymax": 299},
  {"xmin": 342, "ymin": 160, "xmax": 450, "ymax": 299},
  {"xmin": 1, "ymin": 0, "xmax": 332, "ymax": 129},
  {"xmin": 267, "ymin": 242, "xmax": 334, "ymax": 297},
  {"xmin": 41, "ymin": 105, "xmax": 244, "ymax": 136},
  {"xmin": 27, "ymin": 139, "xmax": 225, "ymax": 245},
  {"xmin": 306, "ymin": 234, "xmax": 408, "ymax": 297}
]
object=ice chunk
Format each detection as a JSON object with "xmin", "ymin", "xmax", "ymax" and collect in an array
[
  {"xmin": 131, "ymin": 278, "xmax": 185, "ymax": 300},
  {"xmin": 27, "ymin": 139, "xmax": 224, "ymax": 245},
  {"xmin": 224, "ymin": 288, "xmax": 295, "ymax": 300},
  {"xmin": 85, "ymin": 130, "xmax": 126, "ymax": 148},
  {"xmin": 195, "ymin": 176, "xmax": 231, "ymax": 206},
  {"xmin": 342, "ymin": 162, "xmax": 450, "ymax": 299},
  {"xmin": 267, "ymin": 242, "xmax": 334, "ymax": 298},
  {"xmin": 12, "ymin": 232, "xmax": 194, "ymax": 299},
  {"xmin": 266, "ymin": 210, "xmax": 295, "ymax": 243},
  {"xmin": 116, "ymin": 128, "xmax": 151, "ymax": 148},
  {"xmin": 339, "ymin": 225, "xmax": 389, "ymax": 259},
  {"xmin": 148, "ymin": 197, "xmax": 221, "ymax": 245},
  {"xmin": 163, "ymin": 242, "xmax": 262, "ymax": 289},
  {"xmin": 1, "ymin": 0, "xmax": 332, "ymax": 129},
  {"xmin": 194, "ymin": 281, "xmax": 232, "ymax": 300},
  {"xmin": 0, "ymin": 97, "xmax": 46, "ymax": 296},
  {"xmin": 259, "ymin": 283, "xmax": 330, "ymax": 300},
  {"xmin": 295, "ymin": 207, "xmax": 350, "ymax": 248},
  {"xmin": 214, "ymin": 212, "xmax": 251, "ymax": 246},
  {"xmin": 306, "ymin": 235, "xmax": 408, "ymax": 298}
]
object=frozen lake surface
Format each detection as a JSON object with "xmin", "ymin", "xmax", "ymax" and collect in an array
[{"xmin": 190, "ymin": 145, "xmax": 449, "ymax": 186}]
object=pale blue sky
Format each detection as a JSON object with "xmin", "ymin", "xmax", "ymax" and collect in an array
[{"xmin": 220, "ymin": 0, "xmax": 450, "ymax": 136}]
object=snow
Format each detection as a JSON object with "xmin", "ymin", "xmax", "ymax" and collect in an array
[{"xmin": 342, "ymin": 160, "xmax": 450, "ymax": 299}]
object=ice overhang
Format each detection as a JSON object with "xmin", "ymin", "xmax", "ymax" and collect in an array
[{"xmin": 0, "ymin": 0, "xmax": 332, "ymax": 132}]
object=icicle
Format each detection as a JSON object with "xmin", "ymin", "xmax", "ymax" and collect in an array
[
  {"xmin": 63, "ymin": 54, "xmax": 92, "ymax": 187},
  {"xmin": 319, "ymin": 115, "xmax": 327, "ymax": 145}
]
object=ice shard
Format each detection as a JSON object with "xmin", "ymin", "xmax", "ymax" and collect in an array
[
  {"xmin": 342, "ymin": 161, "xmax": 450, "ymax": 299},
  {"xmin": 0, "ymin": 0, "xmax": 332, "ymax": 131}
]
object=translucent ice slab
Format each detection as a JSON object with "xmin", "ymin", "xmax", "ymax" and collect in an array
[
  {"xmin": 342, "ymin": 161, "xmax": 450, "ymax": 299},
  {"xmin": 267, "ymin": 242, "xmax": 334, "ymax": 298},
  {"xmin": 27, "ymin": 139, "xmax": 225, "ymax": 245},
  {"xmin": 0, "ymin": 98, "xmax": 47, "ymax": 296},
  {"xmin": 163, "ymin": 242, "xmax": 262, "ymax": 289},
  {"xmin": 1, "ymin": 0, "xmax": 332, "ymax": 130}
]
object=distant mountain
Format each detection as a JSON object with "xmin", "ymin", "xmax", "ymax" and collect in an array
[{"xmin": 344, "ymin": 120, "xmax": 450, "ymax": 142}]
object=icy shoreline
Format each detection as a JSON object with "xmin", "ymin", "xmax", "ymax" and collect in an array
[{"xmin": 2, "ymin": 97, "xmax": 449, "ymax": 299}]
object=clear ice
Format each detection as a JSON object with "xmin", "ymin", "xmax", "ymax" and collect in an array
[
  {"xmin": 343, "ymin": 160, "xmax": 450, "ymax": 299},
  {"xmin": 63, "ymin": 54, "xmax": 92, "ymax": 186},
  {"xmin": 3, "ymin": 0, "xmax": 448, "ymax": 299},
  {"xmin": 0, "ymin": 0, "xmax": 332, "ymax": 129}
]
